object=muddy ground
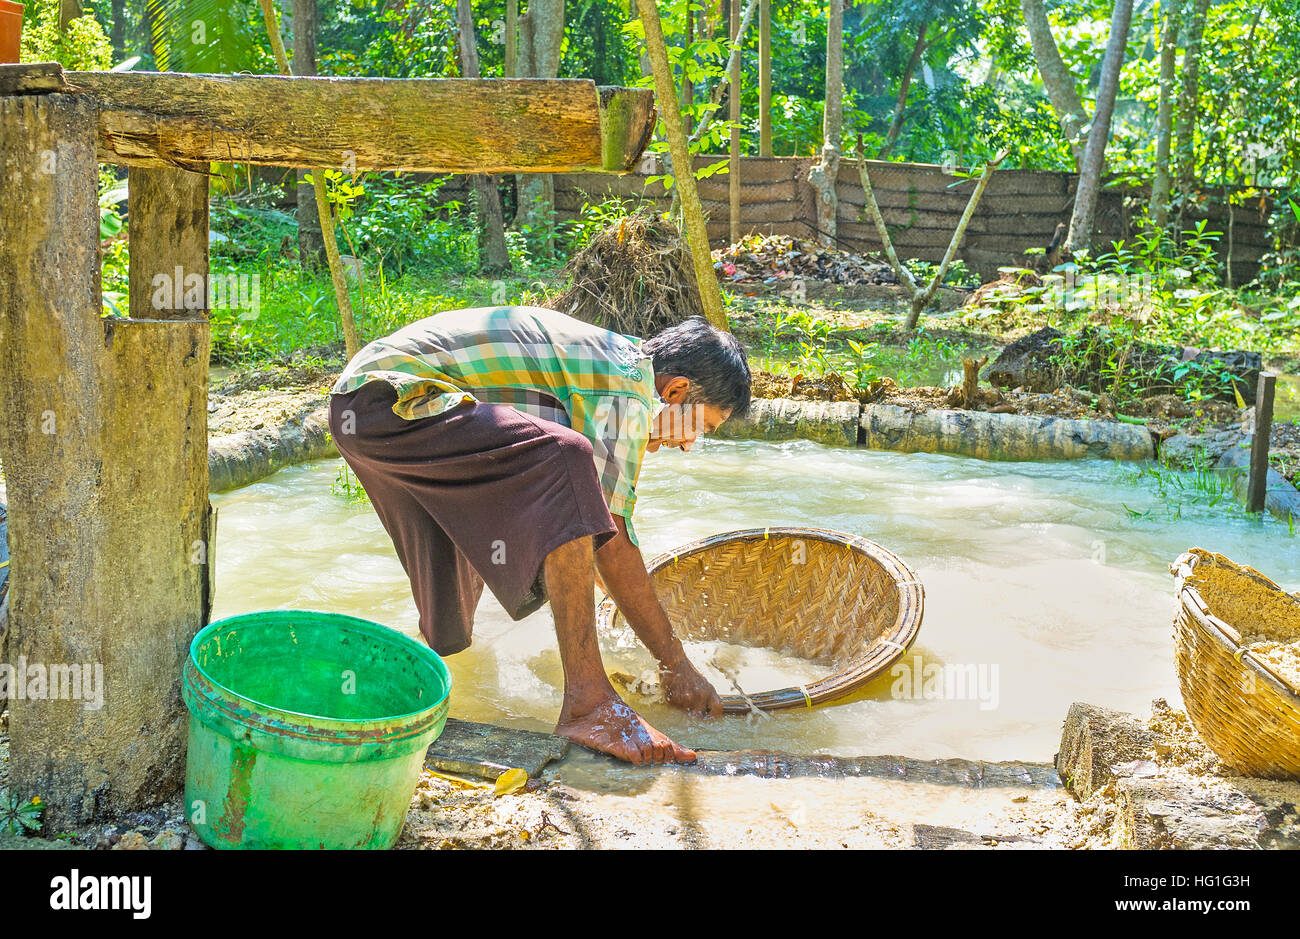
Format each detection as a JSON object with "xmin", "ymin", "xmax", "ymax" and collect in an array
[
  {"xmin": 11, "ymin": 698, "xmax": 1295, "ymax": 851},
  {"xmin": 0, "ymin": 707, "xmax": 1099, "ymax": 850}
]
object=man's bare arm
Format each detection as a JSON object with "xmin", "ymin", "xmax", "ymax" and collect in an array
[
  {"xmin": 595, "ymin": 515, "xmax": 686, "ymax": 668},
  {"xmin": 595, "ymin": 515, "xmax": 723, "ymax": 717}
]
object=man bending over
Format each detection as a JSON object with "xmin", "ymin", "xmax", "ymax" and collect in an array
[{"xmin": 328, "ymin": 306, "xmax": 751, "ymax": 764}]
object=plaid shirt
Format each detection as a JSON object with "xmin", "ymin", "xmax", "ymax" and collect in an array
[{"xmin": 332, "ymin": 306, "xmax": 657, "ymax": 546}]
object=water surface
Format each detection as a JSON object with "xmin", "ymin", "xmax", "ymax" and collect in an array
[{"xmin": 211, "ymin": 440, "xmax": 1298, "ymax": 762}]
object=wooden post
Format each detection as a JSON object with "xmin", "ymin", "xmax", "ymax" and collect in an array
[
  {"xmin": 128, "ymin": 167, "xmax": 210, "ymax": 319},
  {"xmin": 759, "ymin": 0, "xmax": 771, "ymax": 157},
  {"xmin": 728, "ymin": 0, "xmax": 741, "ymax": 245},
  {"xmin": 1248, "ymin": 372, "xmax": 1277, "ymax": 514},
  {"xmin": 0, "ymin": 92, "xmax": 212, "ymax": 830}
]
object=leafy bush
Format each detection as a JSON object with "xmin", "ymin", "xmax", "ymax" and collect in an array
[{"xmin": 21, "ymin": 4, "xmax": 112, "ymax": 69}]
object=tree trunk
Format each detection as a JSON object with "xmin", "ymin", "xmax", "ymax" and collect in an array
[
  {"xmin": 667, "ymin": 0, "xmax": 759, "ymax": 218},
  {"xmin": 684, "ymin": 0, "xmax": 759, "ymax": 149},
  {"xmin": 505, "ymin": 0, "xmax": 518, "ymax": 77},
  {"xmin": 514, "ymin": 0, "xmax": 565, "ymax": 259},
  {"xmin": 1065, "ymin": 0, "xmax": 1133, "ymax": 255},
  {"xmin": 142, "ymin": 0, "xmax": 156, "ymax": 63},
  {"xmin": 808, "ymin": 0, "xmax": 842, "ymax": 248},
  {"xmin": 682, "ymin": 6, "xmax": 693, "ymax": 136},
  {"xmin": 728, "ymin": 0, "xmax": 741, "ymax": 244},
  {"xmin": 1148, "ymin": 0, "xmax": 1180, "ymax": 233},
  {"xmin": 759, "ymin": 0, "xmax": 771, "ymax": 156},
  {"xmin": 456, "ymin": 0, "xmax": 511, "ymax": 274},
  {"xmin": 635, "ymin": 0, "xmax": 730, "ymax": 331},
  {"xmin": 110, "ymin": 0, "xmax": 126, "ymax": 60},
  {"xmin": 877, "ymin": 20, "xmax": 927, "ymax": 160},
  {"xmin": 58, "ymin": 0, "xmax": 81, "ymax": 30},
  {"xmin": 1020, "ymin": 0, "xmax": 1089, "ymax": 169},
  {"xmin": 291, "ymin": 0, "xmax": 325, "ymax": 270},
  {"xmin": 1174, "ymin": 0, "xmax": 1211, "ymax": 235},
  {"xmin": 855, "ymin": 135, "xmax": 1006, "ymax": 330}
]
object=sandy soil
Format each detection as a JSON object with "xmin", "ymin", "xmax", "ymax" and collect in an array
[
  {"xmin": 1, "ymin": 706, "xmax": 1094, "ymax": 851},
  {"xmin": 207, "ymin": 363, "xmax": 337, "ymax": 438}
]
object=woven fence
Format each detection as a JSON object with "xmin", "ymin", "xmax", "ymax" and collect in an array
[{"xmin": 432, "ymin": 156, "xmax": 1272, "ymax": 284}]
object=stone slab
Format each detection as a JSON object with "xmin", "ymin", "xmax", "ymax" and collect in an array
[{"xmin": 426, "ymin": 718, "xmax": 570, "ymax": 780}]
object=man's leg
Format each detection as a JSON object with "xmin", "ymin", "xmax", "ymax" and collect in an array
[{"xmin": 546, "ymin": 534, "xmax": 696, "ymax": 764}]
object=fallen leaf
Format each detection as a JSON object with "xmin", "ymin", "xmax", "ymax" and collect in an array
[{"xmin": 494, "ymin": 768, "xmax": 529, "ymax": 796}]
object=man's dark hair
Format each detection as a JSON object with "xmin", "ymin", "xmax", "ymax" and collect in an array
[{"xmin": 643, "ymin": 316, "xmax": 751, "ymax": 417}]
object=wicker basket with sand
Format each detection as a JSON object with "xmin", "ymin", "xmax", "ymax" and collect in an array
[{"xmin": 1170, "ymin": 548, "xmax": 1300, "ymax": 778}]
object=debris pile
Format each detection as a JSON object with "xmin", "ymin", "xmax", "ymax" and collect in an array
[
  {"xmin": 548, "ymin": 207, "xmax": 703, "ymax": 337},
  {"xmin": 711, "ymin": 234, "xmax": 897, "ymax": 288}
]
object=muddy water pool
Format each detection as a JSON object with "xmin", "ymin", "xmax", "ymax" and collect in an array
[{"xmin": 210, "ymin": 439, "xmax": 1298, "ymax": 763}]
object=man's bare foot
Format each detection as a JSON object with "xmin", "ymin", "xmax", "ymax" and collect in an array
[{"xmin": 555, "ymin": 695, "xmax": 697, "ymax": 765}]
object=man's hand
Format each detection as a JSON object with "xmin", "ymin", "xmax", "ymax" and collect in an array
[{"xmin": 660, "ymin": 655, "xmax": 724, "ymax": 718}]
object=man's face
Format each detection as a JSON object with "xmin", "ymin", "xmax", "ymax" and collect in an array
[{"xmin": 646, "ymin": 400, "xmax": 731, "ymax": 452}]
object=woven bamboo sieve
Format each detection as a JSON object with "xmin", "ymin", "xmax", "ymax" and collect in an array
[
  {"xmin": 1170, "ymin": 548, "xmax": 1300, "ymax": 779},
  {"xmin": 597, "ymin": 527, "xmax": 924, "ymax": 712}
]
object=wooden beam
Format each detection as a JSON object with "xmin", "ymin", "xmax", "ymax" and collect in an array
[
  {"xmin": 39, "ymin": 69, "xmax": 652, "ymax": 174},
  {"xmin": 0, "ymin": 93, "xmax": 212, "ymax": 829},
  {"xmin": 0, "ymin": 63, "xmax": 64, "ymax": 96},
  {"xmin": 1247, "ymin": 372, "xmax": 1276, "ymax": 514},
  {"xmin": 128, "ymin": 166, "xmax": 210, "ymax": 319}
]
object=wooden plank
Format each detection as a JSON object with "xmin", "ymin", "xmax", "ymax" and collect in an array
[
  {"xmin": 56, "ymin": 71, "xmax": 652, "ymax": 174},
  {"xmin": 0, "ymin": 93, "xmax": 212, "ymax": 830},
  {"xmin": 128, "ymin": 166, "xmax": 210, "ymax": 320},
  {"xmin": 0, "ymin": 62, "xmax": 65, "ymax": 96},
  {"xmin": 1248, "ymin": 373, "xmax": 1277, "ymax": 514}
]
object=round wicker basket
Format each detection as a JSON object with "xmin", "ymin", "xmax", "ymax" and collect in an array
[
  {"xmin": 597, "ymin": 527, "xmax": 924, "ymax": 713},
  {"xmin": 1171, "ymin": 548, "xmax": 1300, "ymax": 779}
]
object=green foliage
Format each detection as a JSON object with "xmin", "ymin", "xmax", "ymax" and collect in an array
[
  {"xmin": 21, "ymin": 3, "xmax": 113, "ymax": 69},
  {"xmin": 1125, "ymin": 452, "xmax": 1238, "ymax": 522},
  {"xmin": 331, "ymin": 462, "xmax": 370, "ymax": 505},
  {"xmin": 560, "ymin": 0, "xmax": 640, "ymax": 85},
  {"xmin": 0, "ymin": 791, "xmax": 43, "ymax": 836},
  {"xmin": 907, "ymin": 258, "xmax": 978, "ymax": 288},
  {"xmin": 142, "ymin": 0, "xmax": 269, "ymax": 72}
]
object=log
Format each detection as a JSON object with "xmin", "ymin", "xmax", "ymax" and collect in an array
[
  {"xmin": 0, "ymin": 94, "xmax": 213, "ymax": 829},
  {"xmin": 5, "ymin": 67, "xmax": 654, "ymax": 174},
  {"xmin": 859, "ymin": 404, "xmax": 1156, "ymax": 462},
  {"xmin": 128, "ymin": 166, "xmax": 210, "ymax": 319}
]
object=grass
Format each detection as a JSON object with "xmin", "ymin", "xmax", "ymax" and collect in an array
[
  {"xmin": 207, "ymin": 258, "xmax": 563, "ymax": 366},
  {"xmin": 1122, "ymin": 451, "xmax": 1251, "ymax": 522}
]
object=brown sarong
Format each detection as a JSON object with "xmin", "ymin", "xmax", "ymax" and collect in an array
[{"xmin": 328, "ymin": 380, "xmax": 617, "ymax": 655}]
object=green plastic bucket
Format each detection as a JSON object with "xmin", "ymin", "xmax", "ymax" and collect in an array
[{"xmin": 181, "ymin": 610, "xmax": 451, "ymax": 849}]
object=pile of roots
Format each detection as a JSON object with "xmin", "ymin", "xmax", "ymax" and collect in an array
[{"xmin": 548, "ymin": 207, "xmax": 703, "ymax": 338}]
